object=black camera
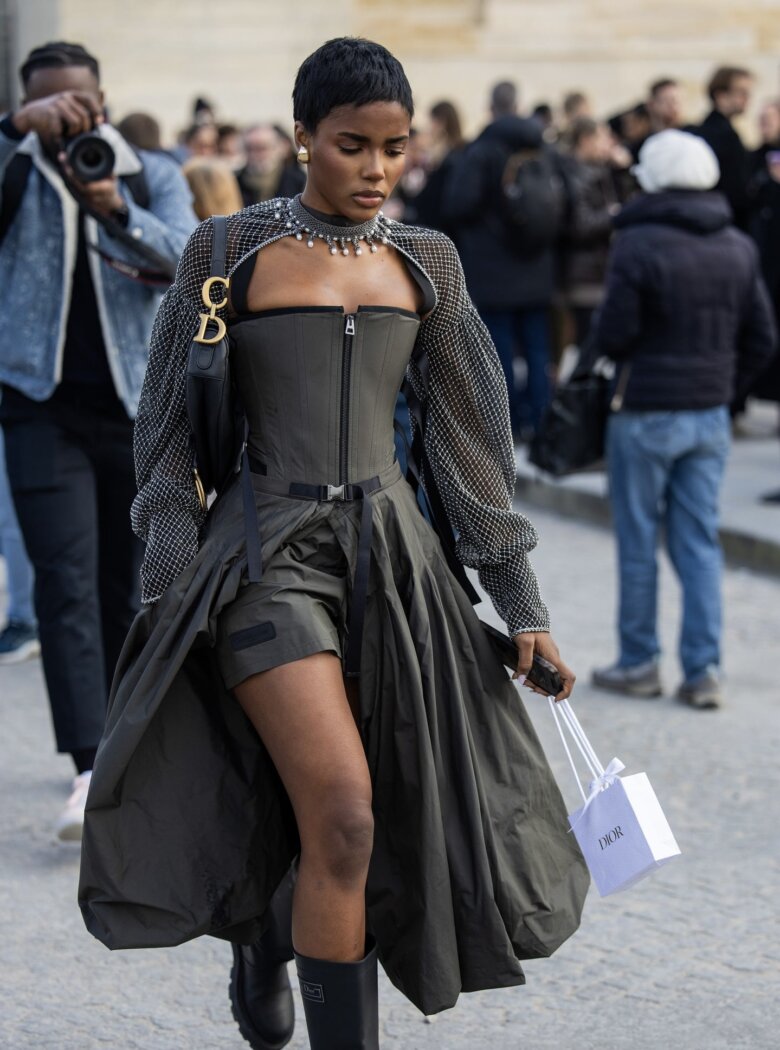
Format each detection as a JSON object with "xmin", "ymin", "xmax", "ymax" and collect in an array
[{"xmin": 65, "ymin": 131, "xmax": 115, "ymax": 182}]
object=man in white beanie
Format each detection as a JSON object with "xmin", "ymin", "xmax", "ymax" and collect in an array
[{"xmin": 591, "ymin": 130, "xmax": 776, "ymax": 709}]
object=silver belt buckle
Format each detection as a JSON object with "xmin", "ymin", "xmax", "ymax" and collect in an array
[{"xmin": 326, "ymin": 484, "xmax": 346, "ymax": 501}]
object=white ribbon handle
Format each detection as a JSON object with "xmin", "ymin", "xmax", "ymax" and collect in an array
[
  {"xmin": 548, "ymin": 698, "xmax": 625, "ymax": 828},
  {"xmin": 569, "ymin": 756, "xmax": 626, "ymax": 830}
]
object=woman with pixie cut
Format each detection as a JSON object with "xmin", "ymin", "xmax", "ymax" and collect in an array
[{"xmin": 79, "ymin": 38, "xmax": 587, "ymax": 1049}]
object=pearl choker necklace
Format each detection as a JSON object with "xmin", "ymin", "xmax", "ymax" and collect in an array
[{"xmin": 274, "ymin": 195, "xmax": 391, "ymax": 257}]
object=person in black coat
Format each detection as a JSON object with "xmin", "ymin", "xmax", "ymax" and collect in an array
[
  {"xmin": 412, "ymin": 100, "xmax": 465, "ymax": 235},
  {"xmin": 749, "ymin": 142, "xmax": 780, "ymax": 501},
  {"xmin": 561, "ymin": 118, "xmax": 634, "ymax": 347},
  {"xmin": 591, "ymin": 130, "xmax": 776, "ymax": 709},
  {"xmin": 748, "ymin": 151, "xmax": 780, "ymax": 403},
  {"xmin": 691, "ymin": 66, "xmax": 753, "ymax": 229},
  {"xmin": 441, "ymin": 83, "xmax": 565, "ymax": 437}
]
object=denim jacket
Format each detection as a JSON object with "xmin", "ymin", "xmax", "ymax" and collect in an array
[{"xmin": 0, "ymin": 121, "xmax": 197, "ymax": 417}]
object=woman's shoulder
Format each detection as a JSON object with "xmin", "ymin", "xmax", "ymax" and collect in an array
[
  {"xmin": 389, "ymin": 219, "xmax": 454, "ymax": 249},
  {"xmin": 176, "ymin": 201, "xmax": 289, "ymax": 298},
  {"xmin": 388, "ymin": 220, "xmax": 461, "ymax": 276}
]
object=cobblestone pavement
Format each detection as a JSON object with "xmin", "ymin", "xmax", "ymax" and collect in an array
[{"xmin": 1, "ymin": 508, "xmax": 779, "ymax": 1049}]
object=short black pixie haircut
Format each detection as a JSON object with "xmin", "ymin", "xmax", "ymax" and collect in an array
[
  {"xmin": 20, "ymin": 41, "xmax": 100, "ymax": 87},
  {"xmin": 293, "ymin": 37, "xmax": 413, "ymax": 132}
]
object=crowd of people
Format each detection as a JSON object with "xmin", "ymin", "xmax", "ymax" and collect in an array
[{"xmin": 114, "ymin": 68, "xmax": 780, "ymax": 443}]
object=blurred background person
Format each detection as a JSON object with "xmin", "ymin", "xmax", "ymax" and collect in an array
[
  {"xmin": 407, "ymin": 100, "xmax": 464, "ymax": 231},
  {"xmin": 116, "ymin": 111, "xmax": 162, "ymax": 152},
  {"xmin": 617, "ymin": 102, "xmax": 653, "ymax": 159},
  {"xmin": 0, "ymin": 40, "xmax": 196, "ymax": 839},
  {"xmin": 192, "ymin": 96, "xmax": 216, "ymax": 126},
  {"xmin": 561, "ymin": 118, "xmax": 632, "ymax": 348},
  {"xmin": 692, "ymin": 65, "xmax": 753, "ymax": 229},
  {"xmin": 531, "ymin": 102, "xmax": 557, "ymax": 141},
  {"xmin": 748, "ymin": 122, "xmax": 780, "ymax": 501},
  {"xmin": 386, "ymin": 126, "xmax": 431, "ymax": 222},
  {"xmin": 216, "ymin": 122, "xmax": 245, "ymax": 170},
  {"xmin": 0, "ymin": 434, "xmax": 38, "ymax": 664},
  {"xmin": 591, "ymin": 131, "xmax": 776, "ymax": 708},
  {"xmin": 443, "ymin": 79, "xmax": 565, "ymax": 439},
  {"xmin": 272, "ymin": 124, "xmax": 298, "ymax": 168},
  {"xmin": 562, "ymin": 90, "xmax": 591, "ymax": 133},
  {"xmin": 183, "ymin": 156, "xmax": 244, "ymax": 219},
  {"xmin": 751, "ymin": 99, "xmax": 780, "ymax": 175},
  {"xmin": 647, "ymin": 78, "xmax": 684, "ymax": 132},
  {"xmin": 237, "ymin": 122, "xmax": 304, "ymax": 206},
  {"xmin": 182, "ymin": 121, "xmax": 219, "ymax": 158}
]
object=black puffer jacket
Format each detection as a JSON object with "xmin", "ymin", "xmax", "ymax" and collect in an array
[
  {"xmin": 594, "ymin": 190, "xmax": 777, "ymax": 410},
  {"xmin": 440, "ymin": 116, "xmax": 560, "ymax": 309}
]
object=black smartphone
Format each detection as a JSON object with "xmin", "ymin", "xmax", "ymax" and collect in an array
[
  {"xmin": 526, "ymin": 654, "xmax": 563, "ymax": 696},
  {"xmin": 480, "ymin": 622, "xmax": 564, "ymax": 695}
]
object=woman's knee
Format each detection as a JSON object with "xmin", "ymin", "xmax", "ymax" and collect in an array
[{"xmin": 302, "ymin": 791, "xmax": 374, "ymax": 885}]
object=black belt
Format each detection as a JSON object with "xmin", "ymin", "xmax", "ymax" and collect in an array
[{"xmin": 242, "ymin": 452, "xmax": 392, "ymax": 677}]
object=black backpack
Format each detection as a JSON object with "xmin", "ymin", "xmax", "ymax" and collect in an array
[
  {"xmin": 0, "ymin": 152, "xmax": 150, "ymax": 245},
  {"xmin": 498, "ymin": 147, "xmax": 566, "ymax": 255}
]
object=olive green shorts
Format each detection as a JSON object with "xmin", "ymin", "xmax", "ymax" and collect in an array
[{"xmin": 215, "ymin": 520, "xmax": 349, "ymax": 690}]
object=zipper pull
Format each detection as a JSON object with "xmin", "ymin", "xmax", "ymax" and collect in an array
[{"xmin": 345, "ymin": 314, "xmax": 355, "ymax": 336}]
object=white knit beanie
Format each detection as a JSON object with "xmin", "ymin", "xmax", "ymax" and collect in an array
[{"xmin": 632, "ymin": 129, "xmax": 720, "ymax": 193}]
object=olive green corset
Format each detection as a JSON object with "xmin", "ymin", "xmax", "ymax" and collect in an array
[{"xmin": 229, "ymin": 307, "xmax": 420, "ymax": 484}]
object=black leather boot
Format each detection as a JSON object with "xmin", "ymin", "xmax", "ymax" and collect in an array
[
  {"xmin": 294, "ymin": 939, "xmax": 379, "ymax": 1049},
  {"xmin": 230, "ymin": 867, "xmax": 296, "ymax": 1049}
]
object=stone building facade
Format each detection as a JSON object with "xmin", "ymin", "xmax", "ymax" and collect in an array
[{"xmin": 2, "ymin": 0, "xmax": 779, "ymax": 142}]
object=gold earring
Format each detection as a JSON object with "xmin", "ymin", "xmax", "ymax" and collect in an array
[{"xmin": 297, "ymin": 145, "xmax": 310, "ymax": 164}]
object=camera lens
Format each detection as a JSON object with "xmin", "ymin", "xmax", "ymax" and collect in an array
[{"xmin": 65, "ymin": 133, "xmax": 115, "ymax": 183}]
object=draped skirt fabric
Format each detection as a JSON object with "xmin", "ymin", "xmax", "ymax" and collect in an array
[{"xmin": 78, "ymin": 470, "xmax": 588, "ymax": 1015}]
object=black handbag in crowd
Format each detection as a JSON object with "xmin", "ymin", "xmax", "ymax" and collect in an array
[
  {"xmin": 528, "ymin": 348, "xmax": 631, "ymax": 478},
  {"xmin": 185, "ymin": 216, "xmax": 244, "ymax": 501}
]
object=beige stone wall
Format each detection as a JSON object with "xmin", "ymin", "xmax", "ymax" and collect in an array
[{"xmin": 9, "ymin": 0, "xmax": 780, "ymax": 143}]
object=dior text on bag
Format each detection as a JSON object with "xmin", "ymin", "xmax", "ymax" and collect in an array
[{"xmin": 549, "ymin": 699, "xmax": 681, "ymax": 896}]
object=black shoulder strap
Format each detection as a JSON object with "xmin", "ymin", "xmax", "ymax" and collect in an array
[
  {"xmin": 211, "ymin": 215, "xmax": 228, "ymax": 277},
  {"xmin": 0, "ymin": 153, "xmax": 33, "ymax": 245}
]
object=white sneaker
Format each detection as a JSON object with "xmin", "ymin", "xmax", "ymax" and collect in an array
[{"xmin": 55, "ymin": 771, "xmax": 92, "ymax": 842}]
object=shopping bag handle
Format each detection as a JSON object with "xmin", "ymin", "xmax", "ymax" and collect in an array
[{"xmin": 548, "ymin": 700, "xmax": 625, "ymax": 809}]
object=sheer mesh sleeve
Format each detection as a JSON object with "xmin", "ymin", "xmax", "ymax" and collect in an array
[
  {"xmin": 131, "ymin": 221, "xmax": 214, "ymax": 603},
  {"xmin": 405, "ymin": 233, "xmax": 550, "ymax": 635}
]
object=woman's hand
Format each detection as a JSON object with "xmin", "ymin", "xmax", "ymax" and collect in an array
[{"xmin": 512, "ymin": 631, "xmax": 576, "ymax": 702}]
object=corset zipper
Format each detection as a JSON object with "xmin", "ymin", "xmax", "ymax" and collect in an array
[{"xmin": 340, "ymin": 314, "xmax": 356, "ymax": 484}]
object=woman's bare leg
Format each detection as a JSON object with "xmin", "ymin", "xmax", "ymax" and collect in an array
[{"xmin": 234, "ymin": 651, "xmax": 372, "ymax": 962}]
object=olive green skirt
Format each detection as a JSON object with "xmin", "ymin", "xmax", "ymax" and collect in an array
[{"xmin": 78, "ymin": 468, "xmax": 588, "ymax": 1015}]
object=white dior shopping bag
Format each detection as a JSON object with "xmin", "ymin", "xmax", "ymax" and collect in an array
[{"xmin": 549, "ymin": 699, "xmax": 681, "ymax": 896}]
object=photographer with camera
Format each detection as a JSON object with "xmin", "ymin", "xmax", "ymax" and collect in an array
[{"xmin": 0, "ymin": 42, "xmax": 196, "ymax": 840}]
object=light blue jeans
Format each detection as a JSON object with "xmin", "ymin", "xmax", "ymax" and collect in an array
[
  {"xmin": 0, "ymin": 427, "xmax": 36, "ymax": 625},
  {"xmin": 606, "ymin": 407, "xmax": 730, "ymax": 683}
]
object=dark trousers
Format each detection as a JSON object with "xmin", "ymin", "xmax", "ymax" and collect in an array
[
  {"xmin": 480, "ymin": 307, "xmax": 552, "ymax": 434},
  {"xmin": 2, "ymin": 392, "xmax": 142, "ymax": 753}
]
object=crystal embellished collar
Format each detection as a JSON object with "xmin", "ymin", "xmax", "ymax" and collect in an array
[{"xmin": 274, "ymin": 194, "xmax": 391, "ymax": 256}]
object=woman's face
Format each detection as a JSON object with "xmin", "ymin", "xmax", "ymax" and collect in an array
[{"xmin": 295, "ymin": 101, "xmax": 411, "ymax": 221}]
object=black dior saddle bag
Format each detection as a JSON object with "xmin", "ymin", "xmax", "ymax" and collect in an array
[{"xmin": 185, "ymin": 215, "xmax": 244, "ymax": 503}]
